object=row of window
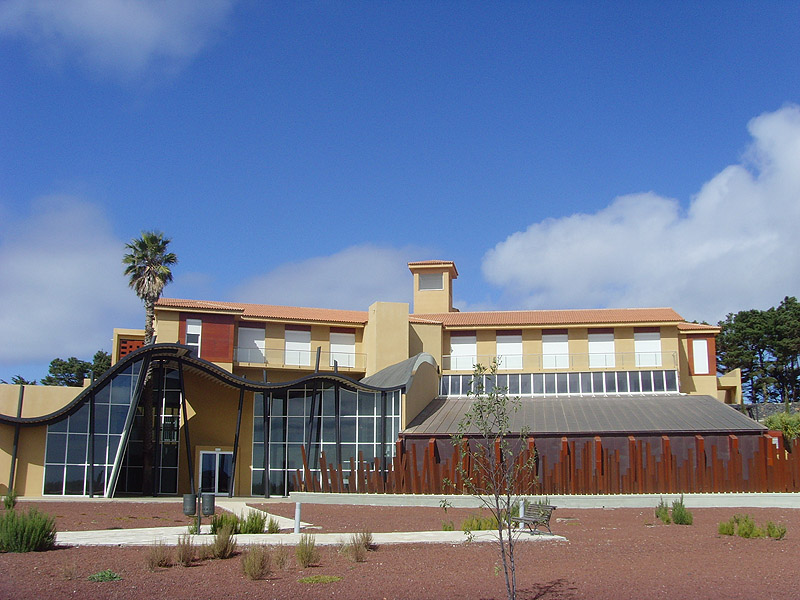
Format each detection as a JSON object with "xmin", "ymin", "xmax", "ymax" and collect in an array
[
  {"xmin": 187, "ymin": 319, "xmax": 358, "ymax": 367},
  {"xmin": 449, "ymin": 330, "xmax": 664, "ymax": 370},
  {"xmin": 440, "ymin": 369, "xmax": 680, "ymax": 396}
]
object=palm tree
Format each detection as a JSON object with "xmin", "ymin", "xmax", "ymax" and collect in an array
[
  {"xmin": 122, "ymin": 231, "xmax": 177, "ymax": 496},
  {"xmin": 122, "ymin": 231, "xmax": 178, "ymax": 344}
]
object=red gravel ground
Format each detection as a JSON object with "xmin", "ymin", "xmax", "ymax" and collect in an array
[{"xmin": 1, "ymin": 501, "xmax": 799, "ymax": 599}]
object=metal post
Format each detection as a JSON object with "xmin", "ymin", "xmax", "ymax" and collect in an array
[
  {"xmin": 179, "ymin": 362, "xmax": 196, "ymax": 496},
  {"xmin": 88, "ymin": 392, "xmax": 95, "ymax": 497},
  {"xmin": 294, "ymin": 502, "xmax": 301, "ymax": 534},
  {"xmin": 263, "ymin": 390, "xmax": 270, "ymax": 499}
]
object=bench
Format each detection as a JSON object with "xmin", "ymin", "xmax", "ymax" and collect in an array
[{"xmin": 511, "ymin": 504, "xmax": 556, "ymax": 534}]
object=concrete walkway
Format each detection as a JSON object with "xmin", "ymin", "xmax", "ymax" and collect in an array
[{"xmin": 56, "ymin": 526, "xmax": 564, "ymax": 547}]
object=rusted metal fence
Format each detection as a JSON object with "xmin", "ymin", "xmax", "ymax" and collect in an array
[{"xmin": 295, "ymin": 433, "xmax": 800, "ymax": 495}]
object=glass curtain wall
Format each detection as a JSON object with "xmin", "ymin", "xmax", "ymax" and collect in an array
[
  {"xmin": 252, "ymin": 383, "xmax": 401, "ymax": 496},
  {"xmin": 43, "ymin": 360, "xmax": 143, "ymax": 495}
]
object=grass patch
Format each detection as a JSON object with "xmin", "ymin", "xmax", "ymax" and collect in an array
[
  {"xmin": 299, "ymin": 575, "xmax": 342, "ymax": 584},
  {"xmin": 176, "ymin": 534, "xmax": 195, "ymax": 566},
  {"xmin": 239, "ymin": 511, "xmax": 267, "ymax": 535},
  {"xmin": 273, "ymin": 543, "xmax": 289, "ymax": 570},
  {"xmin": 88, "ymin": 569, "xmax": 122, "ymax": 582},
  {"xmin": 267, "ymin": 516, "xmax": 281, "ymax": 534}
]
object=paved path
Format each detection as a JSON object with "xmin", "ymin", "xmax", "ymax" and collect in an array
[{"xmin": 56, "ymin": 526, "xmax": 564, "ymax": 547}]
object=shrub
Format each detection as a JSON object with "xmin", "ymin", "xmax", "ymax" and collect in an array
[
  {"xmin": 146, "ymin": 540, "xmax": 173, "ymax": 570},
  {"xmin": 355, "ymin": 529, "xmax": 374, "ymax": 551},
  {"xmin": 241, "ymin": 544, "xmax": 271, "ymax": 580},
  {"xmin": 766, "ymin": 521, "xmax": 787, "ymax": 540},
  {"xmin": 295, "ymin": 534, "xmax": 319, "ymax": 568},
  {"xmin": 273, "ymin": 543, "xmax": 289, "ymax": 570},
  {"xmin": 655, "ymin": 498, "xmax": 671, "ymax": 524},
  {"xmin": 461, "ymin": 513, "xmax": 499, "ymax": 532},
  {"xmin": 239, "ymin": 511, "xmax": 266, "ymax": 535},
  {"xmin": 671, "ymin": 496, "xmax": 693, "ymax": 526},
  {"xmin": 186, "ymin": 520, "xmax": 199, "ymax": 535},
  {"xmin": 0, "ymin": 507, "xmax": 57, "ymax": 552},
  {"xmin": 340, "ymin": 534, "xmax": 367, "ymax": 562},
  {"xmin": 176, "ymin": 534, "xmax": 195, "ymax": 566},
  {"xmin": 442, "ymin": 520, "xmax": 455, "ymax": 531},
  {"xmin": 197, "ymin": 543, "xmax": 214, "ymax": 561},
  {"xmin": 211, "ymin": 512, "xmax": 239, "ymax": 535},
  {"xmin": 764, "ymin": 412, "xmax": 800, "ymax": 449},
  {"xmin": 211, "ymin": 524, "xmax": 238, "ymax": 559},
  {"xmin": 735, "ymin": 514, "xmax": 765, "ymax": 539},
  {"xmin": 266, "ymin": 517, "xmax": 281, "ymax": 534},
  {"xmin": 3, "ymin": 489, "xmax": 18, "ymax": 511},
  {"xmin": 88, "ymin": 569, "xmax": 121, "ymax": 582},
  {"xmin": 718, "ymin": 519, "xmax": 735, "ymax": 536}
]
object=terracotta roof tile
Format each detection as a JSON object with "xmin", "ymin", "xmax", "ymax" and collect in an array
[
  {"xmin": 156, "ymin": 298, "xmax": 369, "ymax": 324},
  {"xmin": 412, "ymin": 307, "xmax": 684, "ymax": 328},
  {"xmin": 677, "ymin": 321, "xmax": 720, "ymax": 333}
]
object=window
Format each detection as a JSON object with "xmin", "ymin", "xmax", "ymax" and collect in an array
[
  {"xmin": 185, "ymin": 319, "xmax": 201, "ymax": 356},
  {"xmin": 285, "ymin": 328, "xmax": 311, "ymax": 366},
  {"xmin": 450, "ymin": 333, "xmax": 476, "ymax": 371},
  {"xmin": 588, "ymin": 331, "xmax": 615, "ymax": 368},
  {"xmin": 330, "ymin": 331, "xmax": 356, "ymax": 368},
  {"xmin": 419, "ymin": 272, "xmax": 443, "ymax": 290},
  {"xmin": 635, "ymin": 330, "xmax": 661, "ymax": 367},
  {"xmin": 692, "ymin": 338, "xmax": 709, "ymax": 375},
  {"xmin": 542, "ymin": 332, "xmax": 569, "ymax": 369},
  {"xmin": 496, "ymin": 332, "xmax": 522, "ymax": 370},
  {"xmin": 237, "ymin": 327, "xmax": 265, "ymax": 363}
]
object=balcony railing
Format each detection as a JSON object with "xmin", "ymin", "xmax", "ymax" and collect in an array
[
  {"xmin": 442, "ymin": 351, "xmax": 678, "ymax": 372},
  {"xmin": 235, "ymin": 347, "xmax": 366, "ymax": 371}
]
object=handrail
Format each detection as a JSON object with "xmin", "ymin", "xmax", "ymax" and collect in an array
[{"xmin": 442, "ymin": 351, "xmax": 679, "ymax": 371}]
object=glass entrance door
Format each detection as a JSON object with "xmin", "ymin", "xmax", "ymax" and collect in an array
[{"xmin": 200, "ymin": 451, "xmax": 233, "ymax": 495}]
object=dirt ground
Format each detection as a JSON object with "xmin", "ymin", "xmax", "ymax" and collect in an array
[{"xmin": 1, "ymin": 500, "xmax": 798, "ymax": 599}]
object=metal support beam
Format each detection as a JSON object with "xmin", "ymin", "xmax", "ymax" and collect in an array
[
  {"xmin": 7, "ymin": 386, "xmax": 24, "ymax": 493},
  {"xmin": 230, "ymin": 388, "xmax": 244, "ymax": 498},
  {"xmin": 178, "ymin": 362, "xmax": 196, "ymax": 496},
  {"xmin": 88, "ymin": 392, "xmax": 95, "ymax": 497}
]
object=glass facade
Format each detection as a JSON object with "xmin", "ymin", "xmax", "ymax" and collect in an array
[
  {"xmin": 43, "ymin": 360, "xmax": 143, "ymax": 496},
  {"xmin": 440, "ymin": 370, "xmax": 680, "ymax": 397},
  {"xmin": 251, "ymin": 383, "xmax": 401, "ymax": 496}
]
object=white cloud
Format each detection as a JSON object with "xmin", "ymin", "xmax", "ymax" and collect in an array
[
  {"xmin": 483, "ymin": 104, "xmax": 800, "ymax": 323},
  {"xmin": 232, "ymin": 245, "xmax": 418, "ymax": 310},
  {"xmin": 0, "ymin": 0, "xmax": 235, "ymax": 78},
  {"xmin": 0, "ymin": 196, "xmax": 141, "ymax": 366}
]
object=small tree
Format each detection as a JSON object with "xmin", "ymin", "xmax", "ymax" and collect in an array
[
  {"xmin": 451, "ymin": 360, "xmax": 536, "ymax": 600},
  {"xmin": 40, "ymin": 357, "xmax": 92, "ymax": 386}
]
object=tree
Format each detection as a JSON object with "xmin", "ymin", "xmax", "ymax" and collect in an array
[
  {"xmin": 40, "ymin": 357, "xmax": 92, "ymax": 387},
  {"xmin": 122, "ymin": 231, "xmax": 178, "ymax": 345},
  {"xmin": 0, "ymin": 375, "xmax": 37, "ymax": 385},
  {"xmin": 450, "ymin": 360, "xmax": 536, "ymax": 600},
  {"xmin": 717, "ymin": 297, "xmax": 800, "ymax": 409},
  {"xmin": 92, "ymin": 350, "xmax": 111, "ymax": 378}
]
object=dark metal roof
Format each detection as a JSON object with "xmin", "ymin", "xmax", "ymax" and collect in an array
[
  {"xmin": 360, "ymin": 353, "xmax": 436, "ymax": 389},
  {"xmin": 402, "ymin": 394, "xmax": 766, "ymax": 437}
]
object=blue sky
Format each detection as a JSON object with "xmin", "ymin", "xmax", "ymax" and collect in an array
[{"xmin": 1, "ymin": 1, "xmax": 799, "ymax": 382}]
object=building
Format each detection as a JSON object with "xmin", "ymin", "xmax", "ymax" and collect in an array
[{"xmin": 2, "ymin": 260, "xmax": 758, "ymax": 499}]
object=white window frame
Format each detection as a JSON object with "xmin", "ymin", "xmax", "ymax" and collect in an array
[
  {"xmin": 542, "ymin": 333, "xmax": 569, "ymax": 369},
  {"xmin": 330, "ymin": 332, "xmax": 356, "ymax": 368},
  {"xmin": 285, "ymin": 328, "xmax": 311, "ymax": 366},
  {"xmin": 635, "ymin": 331, "xmax": 662, "ymax": 367},
  {"xmin": 185, "ymin": 319, "xmax": 202, "ymax": 357},
  {"xmin": 419, "ymin": 272, "xmax": 443, "ymax": 290},
  {"xmin": 496, "ymin": 333, "xmax": 523, "ymax": 370},
  {"xmin": 692, "ymin": 338, "xmax": 709, "ymax": 375},
  {"xmin": 450, "ymin": 334, "xmax": 477, "ymax": 371},
  {"xmin": 588, "ymin": 332, "xmax": 615, "ymax": 368},
  {"xmin": 237, "ymin": 327, "xmax": 266, "ymax": 363}
]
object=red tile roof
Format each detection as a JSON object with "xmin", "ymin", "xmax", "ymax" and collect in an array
[
  {"xmin": 412, "ymin": 307, "xmax": 685, "ymax": 328},
  {"xmin": 677, "ymin": 321, "xmax": 721, "ymax": 333},
  {"xmin": 156, "ymin": 298, "xmax": 369, "ymax": 324}
]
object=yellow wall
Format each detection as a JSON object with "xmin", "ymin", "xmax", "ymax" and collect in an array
[
  {"xmin": 364, "ymin": 302, "xmax": 410, "ymax": 375},
  {"xmin": 179, "ymin": 376, "xmax": 255, "ymax": 496},
  {"xmin": 409, "ymin": 322, "xmax": 443, "ymax": 364},
  {"xmin": 402, "ymin": 360, "xmax": 440, "ymax": 429},
  {"xmin": 0, "ymin": 423, "xmax": 47, "ymax": 496},
  {"xmin": 0, "ymin": 384, "xmax": 85, "ymax": 420}
]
